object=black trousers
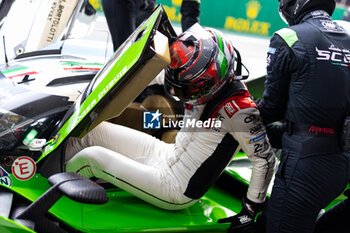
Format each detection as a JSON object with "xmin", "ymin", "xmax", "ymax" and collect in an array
[
  {"xmin": 259, "ymin": 133, "xmax": 350, "ymax": 233},
  {"xmin": 180, "ymin": 0, "xmax": 200, "ymax": 32},
  {"xmin": 102, "ymin": 0, "xmax": 155, "ymax": 51},
  {"xmin": 313, "ymin": 195, "xmax": 350, "ymax": 233}
]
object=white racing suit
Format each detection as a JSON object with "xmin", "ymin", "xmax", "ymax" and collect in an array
[{"xmin": 65, "ymin": 85, "xmax": 275, "ymax": 210}]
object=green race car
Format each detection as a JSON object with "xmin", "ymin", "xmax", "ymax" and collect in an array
[{"xmin": 0, "ymin": 5, "xmax": 346, "ymax": 233}]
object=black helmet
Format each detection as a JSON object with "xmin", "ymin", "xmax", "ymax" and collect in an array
[
  {"xmin": 278, "ymin": 0, "xmax": 336, "ymax": 25},
  {"xmin": 164, "ymin": 24, "xmax": 237, "ymax": 105}
]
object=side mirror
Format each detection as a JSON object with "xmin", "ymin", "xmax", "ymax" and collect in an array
[
  {"xmin": 14, "ymin": 172, "xmax": 107, "ymax": 233},
  {"xmin": 48, "ymin": 172, "xmax": 108, "ymax": 204}
]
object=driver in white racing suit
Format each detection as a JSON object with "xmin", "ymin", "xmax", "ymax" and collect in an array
[{"xmin": 65, "ymin": 24, "xmax": 275, "ymax": 231}]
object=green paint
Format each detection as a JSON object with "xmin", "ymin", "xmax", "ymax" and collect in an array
[
  {"xmin": 1, "ymin": 66, "xmax": 28, "ymax": 74},
  {"xmin": 0, "ymin": 217, "xmax": 35, "ymax": 233},
  {"xmin": 3, "ymin": 174, "xmax": 83, "ymax": 231},
  {"xmin": 276, "ymin": 28, "xmax": 299, "ymax": 47},
  {"xmin": 1, "ymin": 172, "xmax": 240, "ymax": 232},
  {"xmin": 1, "ymin": 3, "xmax": 347, "ymax": 232},
  {"xmin": 2, "ymin": 154, "xmax": 346, "ymax": 232},
  {"xmin": 78, "ymin": 184, "xmax": 240, "ymax": 232},
  {"xmin": 246, "ymin": 76, "xmax": 266, "ymax": 99},
  {"xmin": 37, "ymin": 7, "xmax": 162, "ymax": 163},
  {"xmin": 214, "ymin": 32, "xmax": 228, "ymax": 80}
]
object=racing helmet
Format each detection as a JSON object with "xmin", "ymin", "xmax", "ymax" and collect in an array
[
  {"xmin": 278, "ymin": 0, "xmax": 336, "ymax": 25},
  {"xmin": 164, "ymin": 23, "xmax": 239, "ymax": 105}
]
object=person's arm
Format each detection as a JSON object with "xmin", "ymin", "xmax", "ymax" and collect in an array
[
  {"xmin": 258, "ymin": 34, "xmax": 296, "ymax": 125},
  {"xmin": 180, "ymin": 0, "xmax": 200, "ymax": 31},
  {"xmin": 229, "ymin": 107, "xmax": 275, "ymax": 204},
  {"xmin": 217, "ymin": 96, "xmax": 275, "ymax": 232}
]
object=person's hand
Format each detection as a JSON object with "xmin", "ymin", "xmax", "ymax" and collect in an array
[
  {"xmin": 253, "ymin": 98, "xmax": 262, "ymax": 106},
  {"xmin": 265, "ymin": 121, "xmax": 286, "ymax": 150},
  {"xmin": 218, "ymin": 196, "xmax": 265, "ymax": 233}
]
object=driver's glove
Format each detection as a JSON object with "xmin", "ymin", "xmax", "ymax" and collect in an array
[{"xmin": 218, "ymin": 196, "xmax": 265, "ymax": 233}]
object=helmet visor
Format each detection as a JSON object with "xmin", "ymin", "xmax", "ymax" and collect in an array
[
  {"xmin": 165, "ymin": 62, "xmax": 218, "ymax": 102},
  {"xmin": 169, "ymin": 40, "xmax": 196, "ymax": 68},
  {"xmin": 170, "ymin": 24, "xmax": 220, "ymax": 80}
]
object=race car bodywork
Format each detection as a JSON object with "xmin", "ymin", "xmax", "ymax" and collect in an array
[
  {"xmin": 0, "ymin": 6, "xmax": 250, "ymax": 233},
  {"xmin": 0, "ymin": 0, "xmax": 97, "ymax": 62},
  {"xmin": 0, "ymin": 4, "xmax": 347, "ymax": 233}
]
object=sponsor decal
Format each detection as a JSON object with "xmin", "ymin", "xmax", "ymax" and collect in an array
[
  {"xmin": 247, "ymin": 132, "xmax": 266, "ymax": 144},
  {"xmin": 238, "ymin": 215, "xmax": 252, "ymax": 224},
  {"xmin": 62, "ymin": 62, "xmax": 103, "ymax": 72},
  {"xmin": 224, "ymin": 0, "xmax": 271, "ymax": 36},
  {"xmin": 12, "ymin": 157, "xmax": 36, "ymax": 181},
  {"xmin": 268, "ymin": 47, "xmax": 276, "ymax": 54},
  {"xmin": 309, "ymin": 126, "xmax": 335, "ymax": 135},
  {"xmin": 143, "ymin": 110, "xmax": 162, "ymax": 129},
  {"xmin": 311, "ymin": 10, "xmax": 331, "ymax": 19},
  {"xmin": 72, "ymin": 66, "xmax": 128, "ymax": 129},
  {"xmin": 320, "ymin": 20, "xmax": 337, "ymax": 31},
  {"xmin": 316, "ymin": 46, "xmax": 350, "ymax": 66},
  {"xmin": 244, "ymin": 115, "xmax": 259, "ymax": 124},
  {"xmin": 46, "ymin": 0, "xmax": 66, "ymax": 43},
  {"xmin": 224, "ymin": 101, "xmax": 238, "ymax": 118},
  {"xmin": 254, "ymin": 140, "xmax": 269, "ymax": 155},
  {"xmin": 329, "ymin": 44, "xmax": 350, "ymax": 53},
  {"xmin": 1, "ymin": 66, "xmax": 39, "ymax": 81},
  {"xmin": 47, "ymin": 133, "xmax": 61, "ymax": 146},
  {"xmin": 215, "ymin": 112, "xmax": 225, "ymax": 122},
  {"xmin": 0, "ymin": 166, "xmax": 12, "ymax": 187},
  {"xmin": 249, "ymin": 123, "xmax": 263, "ymax": 134}
]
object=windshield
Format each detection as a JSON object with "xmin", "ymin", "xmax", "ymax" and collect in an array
[
  {"xmin": 0, "ymin": 108, "xmax": 33, "ymax": 151},
  {"xmin": 0, "ymin": 74, "xmax": 71, "ymax": 155},
  {"xmin": 0, "ymin": 108, "xmax": 31, "ymax": 134}
]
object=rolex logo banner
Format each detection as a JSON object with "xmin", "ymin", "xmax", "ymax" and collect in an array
[{"xmin": 89, "ymin": 0, "xmax": 347, "ymax": 37}]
